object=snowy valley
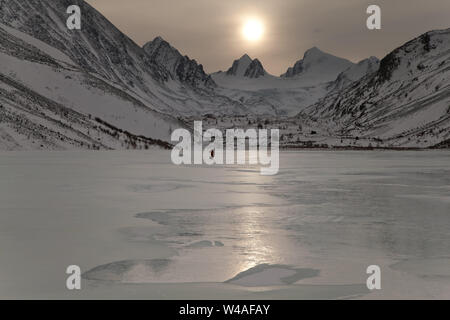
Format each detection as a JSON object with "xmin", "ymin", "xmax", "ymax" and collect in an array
[{"xmin": 0, "ymin": 0, "xmax": 448, "ymax": 150}]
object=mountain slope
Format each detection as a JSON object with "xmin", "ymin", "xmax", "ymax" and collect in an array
[
  {"xmin": 0, "ymin": 0, "xmax": 162, "ymax": 89},
  {"xmin": 0, "ymin": 22, "xmax": 180, "ymax": 150},
  {"xmin": 328, "ymin": 56, "xmax": 380, "ymax": 91},
  {"xmin": 302, "ymin": 29, "xmax": 450, "ymax": 148}
]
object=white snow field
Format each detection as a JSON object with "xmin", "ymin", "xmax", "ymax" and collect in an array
[{"xmin": 0, "ymin": 150, "xmax": 449, "ymax": 299}]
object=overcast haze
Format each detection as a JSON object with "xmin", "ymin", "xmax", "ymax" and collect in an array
[{"xmin": 86, "ymin": 0, "xmax": 450, "ymax": 75}]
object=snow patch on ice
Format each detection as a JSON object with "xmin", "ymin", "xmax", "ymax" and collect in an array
[
  {"xmin": 185, "ymin": 240, "xmax": 225, "ymax": 248},
  {"xmin": 226, "ymin": 264, "xmax": 319, "ymax": 287}
]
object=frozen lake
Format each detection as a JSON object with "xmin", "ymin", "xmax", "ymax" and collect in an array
[{"xmin": 0, "ymin": 150, "xmax": 449, "ymax": 299}]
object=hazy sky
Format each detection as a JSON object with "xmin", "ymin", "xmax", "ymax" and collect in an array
[{"xmin": 86, "ymin": 0, "xmax": 450, "ymax": 75}]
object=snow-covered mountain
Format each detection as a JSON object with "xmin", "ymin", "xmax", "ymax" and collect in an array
[
  {"xmin": 210, "ymin": 49, "xmax": 372, "ymax": 116},
  {"xmin": 224, "ymin": 54, "xmax": 267, "ymax": 78},
  {"xmin": 281, "ymin": 47, "xmax": 355, "ymax": 83},
  {"xmin": 0, "ymin": 22, "xmax": 180, "ymax": 150},
  {"xmin": 301, "ymin": 29, "xmax": 450, "ymax": 148},
  {"xmin": 0, "ymin": 0, "xmax": 162, "ymax": 91},
  {"xmin": 0, "ymin": 0, "xmax": 249, "ymax": 119},
  {"xmin": 0, "ymin": 0, "xmax": 378, "ymax": 120},
  {"xmin": 0, "ymin": 0, "xmax": 447, "ymax": 150},
  {"xmin": 328, "ymin": 56, "xmax": 380, "ymax": 91},
  {"xmin": 143, "ymin": 36, "xmax": 216, "ymax": 88}
]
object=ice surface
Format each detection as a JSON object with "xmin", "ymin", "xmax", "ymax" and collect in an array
[
  {"xmin": 0, "ymin": 150, "xmax": 449, "ymax": 299},
  {"xmin": 83, "ymin": 259, "xmax": 172, "ymax": 282}
]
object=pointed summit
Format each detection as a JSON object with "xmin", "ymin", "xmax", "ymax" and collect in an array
[
  {"xmin": 226, "ymin": 54, "xmax": 267, "ymax": 78},
  {"xmin": 143, "ymin": 36, "xmax": 182, "ymax": 68},
  {"xmin": 150, "ymin": 36, "xmax": 164, "ymax": 45},
  {"xmin": 143, "ymin": 36, "xmax": 216, "ymax": 88},
  {"xmin": 240, "ymin": 54, "xmax": 252, "ymax": 62}
]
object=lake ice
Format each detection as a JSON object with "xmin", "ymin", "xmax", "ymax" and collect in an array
[{"xmin": 0, "ymin": 150, "xmax": 449, "ymax": 299}]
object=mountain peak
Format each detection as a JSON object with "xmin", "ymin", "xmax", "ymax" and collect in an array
[
  {"xmin": 143, "ymin": 36, "xmax": 179, "ymax": 58},
  {"xmin": 151, "ymin": 36, "xmax": 164, "ymax": 44},
  {"xmin": 281, "ymin": 47, "xmax": 354, "ymax": 81},
  {"xmin": 304, "ymin": 46, "xmax": 322, "ymax": 55},
  {"xmin": 226, "ymin": 54, "xmax": 266, "ymax": 78},
  {"xmin": 239, "ymin": 53, "xmax": 252, "ymax": 62},
  {"xmin": 143, "ymin": 37, "xmax": 216, "ymax": 88}
]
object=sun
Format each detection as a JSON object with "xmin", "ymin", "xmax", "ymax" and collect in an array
[{"xmin": 242, "ymin": 19, "xmax": 264, "ymax": 42}]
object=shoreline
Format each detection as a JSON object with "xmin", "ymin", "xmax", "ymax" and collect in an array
[{"xmin": 281, "ymin": 146, "xmax": 427, "ymax": 151}]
